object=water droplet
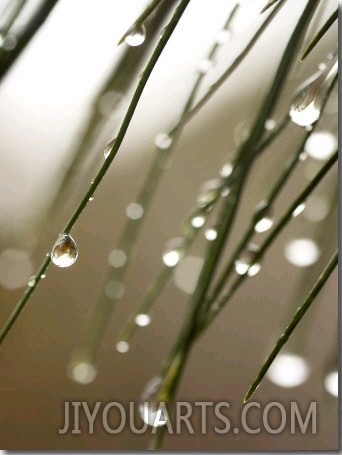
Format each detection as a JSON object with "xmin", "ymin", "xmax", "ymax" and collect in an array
[
  {"xmin": 215, "ymin": 29, "xmax": 232, "ymax": 44},
  {"xmin": 220, "ymin": 187, "xmax": 230, "ymax": 197},
  {"xmin": 198, "ymin": 59, "xmax": 214, "ymax": 74},
  {"xmin": 154, "ymin": 132, "xmax": 172, "ymax": 150},
  {"xmin": 126, "ymin": 202, "xmax": 144, "ymax": 220},
  {"xmin": 41, "ymin": 274, "xmax": 46, "ymax": 279},
  {"xmin": 135, "ymin": 313, "xmax": 151, "ymax": 327},
  {"xmin": 116, "ymin": 340, "xmax": 129, "ymax": 353},
  {"xmin": 197, "ymin": 179, "xmax": 221, "ymax": 209},
  {"xmin": 28, "ymin": 276, "xmax": 36, "ymax": 287},
  {"xmin": 205, "ymin": 228, "xmax": 217, "ymax": 241},
  {"xmin": 159, "ymin": 25, "xmax": 167, "ymax": 38},
  {"xmin": 289, "ymin": 56, "xmax": 338, "ymax": 127},
  {"xmin": 105, "ymin": 280, "xmax": 125, "ymax": 300},
  {"xmin": 235, "ymin": 244, "xmax": 260, "ymax": 276},
  {"xmin": 91, "ymin": 179, "xmax": 95, "ymax": 184},
  {"xmin": 284, "ymin": 238, "xmax": 320, "ymax": 267},
  {"xmin": 191, "ymin": 215, "xmax": 205, "ymax": 229},
  {"xmin": 292, "ymin": 202, "xmax": 306, "ymax": 218},
  {"xmin": 304, "ymin": 194, "xmax": 329, "ymax": 223},
  {"xmin": 304, "ymin": 131, "xmax": 337, "ymax": 161},
  {"xmin": 3, "ymin": 34, "xmax": 17, "ymax": 51},
  {"xmin": 69, "ymin": 361, "xmax": 97, "ymax": 385},
  {"xmin": 89, "ymin": 195, "xmax": 94, "ymax": 201},
  {"xmin": 104, "ymin": 137, "xmax": 116, "ymax": 159},
  {"xmin": 299, "ymin": 151, "xmax": 308, "ymax": 161},
  {"xmin": 139, "ymin": 377, "xmax": 168, "ymax": 427},
  {"xmin": 254, "ymin": 215, "xmax": 274, "ymax": 233},
  {"xmin": 162, "ymin": 238, "xmax": 185, "ymax": 267},
  {"xmin": 234, "ymin": 120, "xmax": 250, "ymax": 145},
  {"xmin": 220, "ymin": 162, "xmax": 233, "ymax": 178},
  {"xmin": 265, "ymin": 118, "xmax": 276, "ymax": 130},
  {"xmin": 267, "ymin": 353, "xmax": 310, "ymax": 388},
  {"xmin": 124, "ymin": 24, "xmax": 146, "ymax": 47},
  {"xmin": 51, "ymin": 234, "xmax": 78, "ymax": 268},
  {"xmin": 108, "ymin": 249, "xmax": 127, "ymax": 268}
]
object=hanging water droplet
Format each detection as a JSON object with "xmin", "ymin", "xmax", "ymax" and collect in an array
[
  {"xmin": 191, "ymin": 214, "xmax": 206, "ymax": 229},
  {"xmin": 68, "ymin": 361, "xmax": 97, "ymax": 385},
  {"xmin": 89, "ymin": 195, "xmax": 94, "ymax": 201},
  {"xmin": 51, "ymin": 234, "xmax": 78, "ymax": 268},
  {"xmin": 304, "ymin": 131, "xmax": 337, "ymax": 161},
  {"xmin": 220, "ymin": 162, "xmax": 233, "ymax": 178},
  {"xmin": 289, "ymin": 55, "xmax": 338, "ymax": 127},
  {"xmin": 235, "ymin": 244, "xmax": 261, "ymax": 277},
  {"xmin": 162, "ymin": 237, "xmax": 186, "ymax": 267},
  {"xmin": 265, "ymin": 118, "xmax": 276, "ymax": 131},
  {"xmin": 154, "ymin": 132, "xmax": 172, "ymax": 150},
  {"xmin": 292, "ymin": 202, "xmax": 306, "ymax": 218},
  {"xmin": 198, "ymin": 59, "xmax": 214, "ymax": 74},
  {"xmin": 28, "ymin": 275, "xmax": 36, "ymax": 287},
  {"xmin": 139, "ymin": 376, "xmax": 168, "ymax": 427},
  {"xmin": 116, "ymin": 340, "xmax": 130, "ymax": 353},
  {"xmin": 126, "ymin": 202, "xmax": 144, "ymax": 220},
  {"xmin": 254, "ymin": 201, "xmax": 274, "ymax": 233},
  {"xmin": 124, "ymin": 24, "xmax": 146, "ymax": 47},
  {"xmin": 205, "ymin": 228, "xmax": 217, "ymax": 241},
  {"xmin": 41, "ymin": 274, "xmax": 46, "ymax": 279},
  {"xmin": 135, "ymin": 313, "xmax": 151, "ymax": 327},
  {"xmin": 104, "ymin": 137, "xmax": 116, "ymax": 159},
  {"xmin": 197, "ymin": 179, "xmax": 221, "ymax": 209},
  {"xmin": 215, "ymin": 29, "xmax": 232, "ymax": 44},
  {"xmin": 108, "ymin": 249, "xmax": 127, "ymax": 268}
]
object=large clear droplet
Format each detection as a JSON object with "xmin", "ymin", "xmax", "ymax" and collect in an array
[
  {"xmin": 289, "ymin": 55, "xmax": 338, "ymax": 127},
  {"xmin": 124, "ymin": 24, "xmax": 146, "ymax": 47},
  {"xmin": 162, "ymin": 238, "xmax": 186, "ymax": 267},
  {"xmin": 104, "ymin": 137, "xmax": 116, "ymax": 159},
  {"xmin": 304, "ymin": 131, "xmax": 337, "ymax": 161},
  {"xmin": 191, "ymin": 214, "xmax": 206, "ymax": 229},
  {"xmin": 235, "ymin": 244, "xmax": 261, "ymax": 277},
  {"xmin": 139, "ymin": 377, "xmax": 168, "ymax": 427},
  {"xmin": 197, "ymin": 179, "xmax": 221, "ymax": 209},
  {"xmin": 284, "ymin": 238, "xmax": 320, "ymax": 267},
  {"xmin": 51, "ymin": 234, "xmax": 78, "ymax": 268}
]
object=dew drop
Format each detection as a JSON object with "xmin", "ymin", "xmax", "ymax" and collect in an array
[
  {"xmin": 41, "ymin": 274, "xmax": 46, "ymax": 279},
  {"xmin": 154, "ymin": 132, "xmax": 172, "ymax": 150},
  {"xmin": 108, "ymin": 249, "xmax": 127, "ymax": 268},
  {"xmin": 235, "ymin": 244, "xmax": 261, "ymax": 277},
  {"xmin": 124, "ymin": 24, "xmax": 146, "ymax": 47},
  {"xmin": 198, "ymin": 59, "xmax": 214, "ymax": 74},
  {"xmin": 116, "ymin": 340, "xmax": 129, "ymax": 353},
  {"xmin": 89, "ymin": 195, "xmax": 94, "ymax": 201},
  {"xmin": 220, "ymin": 162, "xmax": 233, "ymax": 178},
  {"xmin": 284, "ymin": 238, "xmax": 320, "ymax": 267},
  {"xmin": 104, "ymin": 137, "xmax": 116, "ymax": 159},
  {"xmin": 215, "ymin": 29, "xmax": 232, "ymax": 44},
  {"xmin": 289, "ymin": 56, "xmax": 338, "ymax": 127},
  {"xmin": 299, "ymin": 151, "xmax": 308, "ymax": 161},
  {"xmin": 28, "ymin": 275, "xmax": 36, "ymax": 287},
  {"xmin": 51, "ymin": 234, "xmax": 78, "ymax": 268},
  {"xmin": 162, "ymin": 237, "xmax": 185, "ymax": 267},
  {"xmin": 304, "ymin": 131, "xmax": 337, "ymax": 161},
  {"xmin": 69, "ymin": 361, "xmax": 97, "ymax": 385},
  {"xmin": 197, "ymin": 179, "xmax": 221, "ymax": 209},
  {"xmin": 135, "ymin": 313, "xmax": 151, "ymax": 327},
  {"xmin": 292, "ymin": 202, "xmax": 306, "ymax": 218},
  {"xmin": 265, "ymin": 118, "xmax": 276, "ymax": 130},
  {"xmin": 3, "ymin": 34, "xmax": 17, "ymax": 51},
  {"xmin": 191, "ymin": 215, "xmax": 206, "ymax": 229},
  {"xmin": 139, "ymin": 377, "xmax": 168, "ymax": 427},
  {"xmin": 105, "ymin": 280, "xmax": 125, "ymax": 300},
  {"xmin": 126, "ymin": 202, "xmax": 144, "ymax": 220},
  {"xmin": 205, "ymin": 228, "xmax": 217, "ymax": 241},
  {"xmin": 254, "ymin": 215, "xmax": 274, "ymax": 233}
]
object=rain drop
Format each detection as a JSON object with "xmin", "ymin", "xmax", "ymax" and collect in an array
[
  {"xmin": 28, "ymin": 276, "xmax": 36, "ymax": 287},
  {"xmin": 205, "ymin": 228, "xmax": 217, "ymax": 241},
  {"xmin": 139, "ymin": 377, "xmax": 168, "ymax": 427},
  {"xmin": 289, "ymin": 55, "xmax": 338, "ymax": 127},
  {"xmin": 116, "ymin": 341, "xmax": 129, "ymax": 353},
  {"xmin": 104, "ymin": 137, "xmax": 116, "ymax": 159},
  {"xmin": 162, "ymin": 238, "xmax": 185, "ymax": 267},
  {"xmin": 51, "ymin": 234, "xmax": 78, "ymax": 268},
  {"xmin": 197, "ymin": 179, "xmax": 221, "ymax": 209},
  {"xmin": 154, "ymin": 132, "xmax": 172, "ymax": 150},
  {"xmin": 235, "ymin": 244, "xmax": 261, "ymax": 277},
  {"xmin": 126, "ymin": 202, "xmax": 144, "ymax": 220},
  {"xmin": 135, "ymin": 313, "xmax": 151, "ymax": 327},
  {"xmin": 124, "ymin": 24, "xmax": 146, "ymax": 47}
]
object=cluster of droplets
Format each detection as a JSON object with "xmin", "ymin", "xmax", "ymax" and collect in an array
[
  {"xmin": 289, "ymin": 54, "xmax": 338, "ymax": 127},
  {"xmin": 234, "ymin": 243, "xmax": 261, "ymax": 277},
  {"xmin": 139, "ymin": 376, "xmax": 168, "ymax": 427},
  {"xmin": 124, "ymin": 24, "xmax": 146, "ymax": 47},
  {"xmin": 51, "ymin": 234, "xmax": 78, "ymax": 268}
]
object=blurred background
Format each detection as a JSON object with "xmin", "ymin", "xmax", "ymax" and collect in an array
[{"xmin": 0, "ymin": 0, "xmax": 338, "ymax": 451}]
